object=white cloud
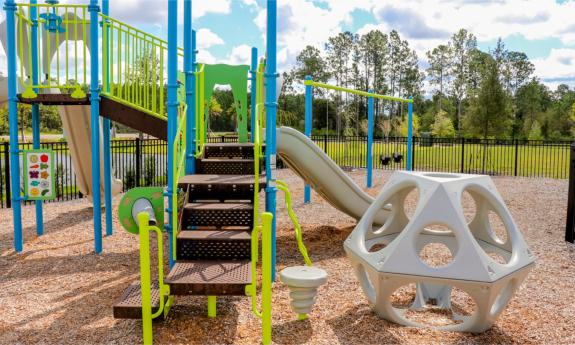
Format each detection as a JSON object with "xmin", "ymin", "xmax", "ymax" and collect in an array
[
  {"xmin": 225, "ymin": 45, "xmax": 253, "ymax": 66},
  {"xmin": 196, "ymin": 29, "xmax": 224, "ymax": 50},
  {"xmin": 105, "ymin": 0, "xmax": 231, "ymax": 24},
  {"xmin": 532, "ymin": 48, "xmax": 575, "ymax": 86}
]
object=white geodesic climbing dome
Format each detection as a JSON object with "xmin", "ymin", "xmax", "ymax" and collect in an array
[{"xmin": 344, "ymin": 171, "xmax": 535, "ymax": 333}]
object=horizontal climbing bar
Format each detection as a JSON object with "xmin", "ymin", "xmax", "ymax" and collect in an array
[{"xmin": 304, "ymin": 80, "xmax": 413, "ymax": 103}]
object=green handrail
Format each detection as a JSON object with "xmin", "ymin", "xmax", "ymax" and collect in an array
[
  {"xmin": 137, "ymin": 212, "xmax": 173, "ymax": 345},
  {"xmin": 171, "ymin": 104, "xmax": 187, "ymax": 261},
  {"xmin": 194, "ymin": 63, "xmax": 206, "ymax": 158},
  {"xmin": 276, "ymin": 180, "xmax": 312, "ymax": 266}
]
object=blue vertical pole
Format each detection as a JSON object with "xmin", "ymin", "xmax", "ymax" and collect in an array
[
  {"xmin": 406, "ymin": 98, "xmax": 413, "ymax": 171},
  {"xmin": 89, "ymin": 0, "xmax": 102, "ymax": 253},
  {"xmin": 30, "ymin": 0, "xmax": 43, "ymax": 236},
  {"xmin": 367, "ymin": 91, "xmax": 374, "ymax": 188},
  {"xmin": 102, "ymin": 0, "xmax": 113, "ymax": 237},
  {"xmin": 184, "ymin": 1, "xmax": 195, "ymax": 175},
  {"xmin": 166, "ymin": 0, "xmax": 178, "ymax": 268},
  {"xmin": 250, "ymin": 47, "xmax": 258, "ymax": 143},
  {"xmin": 304, "ymin": 75, "xmax": 312, "ymax": 203},
  {"xmin": 265, "ymin": 0, "xmax": 278, "ymax": 279},
  {"xmin": 5, "ymin": 0, "xmax": 23, "ymax": 252}
]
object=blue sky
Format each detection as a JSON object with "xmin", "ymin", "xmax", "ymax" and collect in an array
[{"xmin": 2, "ymin": 0, "xmax": 575, "ymax": 90}]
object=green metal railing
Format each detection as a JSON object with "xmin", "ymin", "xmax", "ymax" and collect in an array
[
  {"xmin": 244, "ymin": 62, "xmax": 272, "ymax": 345},
  {"xmin": 171, "ymin": 104, "xmax": 187, "ymax": 261},
  {"xmin": 194, "ymin": 63, "xmax": 206, "ymax": 158},
  {"xmin": 137, "ymin": 212, "xmax": 173, "ymax": 345},
  {"xmin": 100, "ymin": 13, "xmax": 184, "ymax": 119},
  {"xmin": 15, "ymin": 3, "xmax": 90, "ymax": 98}
]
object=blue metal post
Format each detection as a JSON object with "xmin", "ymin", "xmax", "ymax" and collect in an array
[
  {"xmin": 367, "ymin": 91, "xmax": 374, "ymax": 188},
  {"xmin": 304, "ymin": 75, "xmax": 312, "ymax": 203},
  {"xmin": 250, "ymin": 47, "xmax": 258, "ymax": 143},
  {"xmin": 265, "ymin": 0, "xmax": 278, "ymax": 279},
  {"xmin": 5, "ymin": 0, "xmax": 23, "ymax": 252},
  {"xmin": 89, "ymin": 0, "xmax": 102, "ymax": 253},
  {"xmin": 102, "ymin": 0, "xmax": 113, "ymax": 237},
  {"xmin": 184, "ymin": 1, "xmax": 195, "ymax": 175},
  {"xmin": 406, "ymin": 98, "xmax": 413, "ymax": 171},
  {"xmin": 166, "ymin": 0, "xmax": 178, "ymax": 268},
  {"xmin": 30, "ymin": 0, "xmax": 43, "ymax": 236}
]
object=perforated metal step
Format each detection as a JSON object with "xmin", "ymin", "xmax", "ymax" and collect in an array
[
  {"xmin": 177, "ymin": 230, "xmax": 251, "ymax": 261},
  {"xmin": 166, "ymin": 260, "xmax": 251, "ymax": 295},
  {"xmin": 204, "ymin": 143, "xmax": 256, "ymax": 159},
  {"xmin": 113, "ymin": 281, "xmax": 167, "ymax": 320},
  {"xmin": 181, "ymin": 202, "xmax": 254, "ymax": 228},
  {"xmin": 178, "ymin": 174, "xmax": 266, "ymax": 202},
  {"xmin": 197, "ymin": 158, "xmax": 256, "ymax": 175}
]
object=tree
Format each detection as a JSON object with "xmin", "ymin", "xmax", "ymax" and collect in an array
[
  {"xmin": 465, "ymin": 57, "xmax": 513, "ymax": 138},
  {"xmin": 426, "ymin": 44, "xmax": 452, "ymax": 111},
  {"xmin": 515, "ymin": 79, "xmax": 550, "ymax": 138},
  {"xmin": 431, "ymin": 110, "xmax": 456, "ymax": 138},
  {"xmin": 450, "ymin": 29, "xmax": 477, "ymax": 134},
  {"xmin": 291, "ymin": 45, "xmax": 330, "ymax": 83}
]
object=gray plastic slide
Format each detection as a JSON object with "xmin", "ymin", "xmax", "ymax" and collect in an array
[{"xmin": 276, "ymin": 126, "xmax": 389, "ymax": 225}]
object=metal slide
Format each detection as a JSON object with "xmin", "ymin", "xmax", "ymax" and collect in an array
[{"xmin": 276, "ymin": 126, "xmax": 389, "ymax": 225}]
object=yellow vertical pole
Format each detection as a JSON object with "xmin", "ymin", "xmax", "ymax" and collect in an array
[
  {"xmin": 261, "ymin": 212, "xmax": 273, "ymax": 345},
  {"xmin": 207, "ymin": 296, "xmax": 217, "ymax": 318}
]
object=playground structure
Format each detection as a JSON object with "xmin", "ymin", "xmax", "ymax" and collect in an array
[
  {"xmin": 3, "ymin": 0, "xmax": 535, "ymax": 343},
  {"xmin": 344, "ymin": 171, "xmax": 535, "ymax": 332}
]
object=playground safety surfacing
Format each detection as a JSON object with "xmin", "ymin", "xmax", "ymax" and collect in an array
[{"xmin": 0, "ymin": 170, "xmax": 573, "ymax": 344}]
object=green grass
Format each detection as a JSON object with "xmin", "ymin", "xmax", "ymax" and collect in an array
[{"xmin": 316, "ymin": 140, "xmax": 570, "ymax": 179}]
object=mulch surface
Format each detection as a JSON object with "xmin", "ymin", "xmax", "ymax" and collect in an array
[{"xmin": 1, "ymin": 170, "xmax": 574, "ymax": 344}]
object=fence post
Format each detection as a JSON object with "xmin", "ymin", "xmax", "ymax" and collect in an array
[
  {"xmin": 410, "ymin": 136, "xmax": 416, "ymax": 171},
  {"xmin": 135, "ymin": 137, "xmax": 141, "ymax": 187},
  {"xmin": 4, "ymin": 142, "xmax": 11, "ymax": 209},
  {"xmin": 324, "ymin": 134, "xmax": 328, "ymax": 155},
  {"xmin": 514, "ymin": 139, "xmax": 519, "ymax": 177},
  {"xmin": 565, "ymin": 143, "xmax": 575, "ymax": 243},
  {"xmin": 460, "ymin": 137, "xmax": 465, "ymax": 174}
]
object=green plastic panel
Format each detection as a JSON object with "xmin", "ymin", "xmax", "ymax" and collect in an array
[{"xmin": 118, "ymin": 187, "xmax": 165, "ymax": 235}]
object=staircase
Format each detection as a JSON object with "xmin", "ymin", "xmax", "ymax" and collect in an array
[{"xmin": 113, "ymin": 142, "xmax": 265, "ymax": 318}]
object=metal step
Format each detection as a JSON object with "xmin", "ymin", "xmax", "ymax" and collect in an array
[
  {"xmin": 204, "ymin": 143, "xmax": 256, "ymax": 159},
  {"xmin": 196, "ymin": 158, "xmax": 256, "ymax": 175},
  {"xmin": 178, "ymin": 174, "xmax": 266, "ymax": 202},
  {"xmin": 181, "ymin": 202, "xmax": 254, "ymax": 228},
  {"xmin": 166, "ymin": 260, "xmax": 251, "ymax": 295},
  {"xmin": 177, "ymin": 230, "xmax": 251, "ymax": 261},
  {"xmin": 113, "ymin": 281, "xmax": 167, "ymax": 320}
]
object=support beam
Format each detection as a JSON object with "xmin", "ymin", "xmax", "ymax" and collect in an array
[
  {"xmin": 184, "ymin": 1, "xmax": 196, "ymax": 175},
  {"xmin": 102, "ymin": 0, "xmax": 113, "ymax": 237},
  {"xmin": 407, "ymin": 98, "xmax": 414, "ymax": 171},
  {"xmin": 304, "ymin": 75, "xmax": 312, "ymax": 203},
  {"xmin": 250, "ymin": 48, "xmax": 258, "ymax": 144},
  {"xmin": 265, "ymin": 0, "xmax": 278, "ymax": 280},
  {"xmin": 166, "ymin": 0, "xmax": 178, "ymax": 268},
  {"xmin": 5, "ymin": 0, "xmax": 23, "ymax": 252},
  {"xmin": 367, "ymin": 92, "xmax": 374, "ymax": 188},
  {"xmin": 30, "ymin": 0, "xmax": 43, "ymax": 236},
  {"xmin": 89, "ymin": 0, "xmax": 102, "ymax": 253},
  {"xmin": 207, "ymin": 296, "xmax": 217, "ymax": 318}
]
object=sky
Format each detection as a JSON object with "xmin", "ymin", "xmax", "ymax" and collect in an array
[{"xmin": 1, "ymin": 0, "xmax": 575, "ymax": 91}]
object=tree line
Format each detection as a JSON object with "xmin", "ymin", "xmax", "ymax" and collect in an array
[{"xmin": 280, "ymin": 29, "xmax": 575, "ymax": 140}]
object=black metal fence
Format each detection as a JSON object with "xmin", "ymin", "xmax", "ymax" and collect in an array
[{"xmin": 0, "ymin": 135, "xmax": 572, "ymax": 208}]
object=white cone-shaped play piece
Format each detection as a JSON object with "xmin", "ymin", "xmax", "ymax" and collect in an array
[{"xmin": 280, "ymin": 266, "xmax": 328, "ymax": 320}]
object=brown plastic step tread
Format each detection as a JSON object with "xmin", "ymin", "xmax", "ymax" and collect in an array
[
  {"xmin": 205, "ymin": 143, "xmax": 255, "ymax": 147},
  {"xmin": 166, "ymin": 260, "xmax": 251, "ymax": 295},
  {"xmin": 177, "ymin": 230, "xmax": 251, "ymax": 241},
  {"xmin": 184, "ymin": 202, "xmax": 253, "ymax": 211},
  {"xmin": 18, "ymin": 93, "xmax": 91, "ymax": 105},
  {"xmin": 178, "ymin": 174, "xmax": 266, "ymax": 187},
  {"xmin": 113, "ymin": 281, "xmax": 167, "ymax": 320}
]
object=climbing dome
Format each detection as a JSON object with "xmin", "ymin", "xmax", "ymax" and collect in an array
[{"xmin": 344, "ymin": 171, "xmax": 535, "ymax": 332}]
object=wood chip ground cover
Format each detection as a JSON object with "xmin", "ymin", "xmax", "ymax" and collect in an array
[{"xmin": 1, "ymin": 170, "xmax": 574, "ymax": 344}]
